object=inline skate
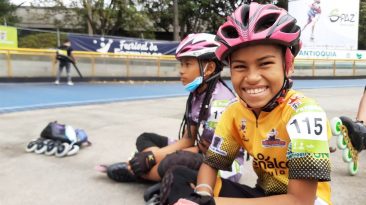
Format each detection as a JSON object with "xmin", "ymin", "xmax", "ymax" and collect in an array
[
  {"xmin": 26, "ymin": 122, "xmax": 91, "ymax": 157},
  {"xmin": 95, "ymin": 162, "xmax": 138, "ymax": 182},
  {"xmin": 331, "ymin": 116, "xmax": 366, "ymax": 175}
]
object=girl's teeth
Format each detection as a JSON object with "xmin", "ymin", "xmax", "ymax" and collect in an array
[{"xmin": 246, "ymin": 88, "xmax": 265, "ymax": 94}]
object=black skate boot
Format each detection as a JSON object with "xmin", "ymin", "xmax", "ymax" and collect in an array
[
  {"xmin": 105, "ymin": 162, "xmax": 137, "ymax": 182},
  {"xmin": 340, "ymin": 116, "xmax": 366, "ymax": 152},
  {"xmin": 331, "ymin": 116, "xmax": 366, "ymax": 175}
]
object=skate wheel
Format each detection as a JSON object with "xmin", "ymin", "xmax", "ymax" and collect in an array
[
  {"xmin": 348, "ymin": 161, "xmax": 358, "ymax": 176},
  {"xmin": 44, "ymin": 140, "xmax": 58, "ymax": 156},
  {"xmin": 34, "ymin": 139, "xmax": 50, "ymax": 154},
  {"xmin": 67, "ymin": 145, "xmax": 80, "ymax": 156},
  {"xmin": 55, "ymin": 142, "xmax": 72, "ymax": 157},
  {"xmin": 342, "ymin": 148, "xmax": 352, "ymax": 163},
  {"xmin": 45, "ymin": 146, "xmax": 57, "ymax": 156},
  {"xmin": 45, "ymin": 148, "xmax": 57, "ymax": 156},
  {"xmin": 330, "ymin": 117, "xmax": 342, "ymax": 136},
  {"xmin": 34, "ymin": 146, "xmax": 47, "ymax": 154},
  {"xmin": 25, "ymin": 139, "xmax": 38, "ymax": 152},
  {"xmin": 337, "ymin": 135, "xmax": 347, "ymax": 150}
]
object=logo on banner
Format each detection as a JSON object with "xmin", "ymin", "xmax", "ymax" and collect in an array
[
  {"xmin": 0, "ymin": 25, "xmax": 18, "ymax": 48},
  {"xmin": 68, "ymin": 34, "xmax": 179, "ymax": 55},
  {"xmin": 298, "ymin": 50, "xmax": 337, "ymax": 58},
  {"xmin": 93, "ymin": 37, "xmax": 114, "ymax": 53},
  {"xmin": 0, "ymin": 31, "xmax": 6, "ymax": 40},
  {"xmin": 329, "ymin": 9, "xmax": 356, "ymax": 24},
  {"xmin": 114, "ymin": 40, "xmax": 158, "ymax": 54}
]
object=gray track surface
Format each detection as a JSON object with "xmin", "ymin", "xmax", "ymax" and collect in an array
[{"xmin": 0, "ymin": 86, "xmax": 365, "ymax": 205}]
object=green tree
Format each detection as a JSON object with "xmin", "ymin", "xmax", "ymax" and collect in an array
[
  {"xmin": 139, "ymin": 0, "xmax": 247, "ymax": 39},
  {"xmin": 0, "ymin": 0, "xmax": 21, "ymax": 26},
  {"xmin": 80, "ymin": 0, "xmax": 154, "ymax": 36},
  {"xmin": 255, "ymin": 0, "xmax": 287, "ymax": 10},
  {"xmin": 30, "ymin": 0, "xmax": 154, "ymax": 38},
  {"xmin": 19, "ymin": 32, "xmax": 67, "ymax": 48},
  {"xmin": 138, "ymin": 0, "xmax": 290, "ymax": 40}
]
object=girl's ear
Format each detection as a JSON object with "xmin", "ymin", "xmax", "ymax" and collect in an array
[{"xmin": 204, "ymin": 61, "xmax": 216, "ymax": 77}]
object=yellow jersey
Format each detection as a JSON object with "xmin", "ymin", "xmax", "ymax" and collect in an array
[{"xmin": 205, "ymin": 89, "xmax": 332, "ymax": 204}]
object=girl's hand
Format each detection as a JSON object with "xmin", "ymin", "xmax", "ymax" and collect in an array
[{"xmin": 174, "ymin": 199, "xmax": 199, "ymax": 205}]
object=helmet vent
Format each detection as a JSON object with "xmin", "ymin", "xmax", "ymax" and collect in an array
[
  {"xmin": 241, "ymin": 5, "xmax": 250, "ymax": 27},
  {"xmin": 222, "ymin": 26, "xmax": 239, "ymax": 39},
  {"xmin": 281, "ymin": 23, "xmax": 300, "ymax": 34},
  {"xmin": 180, "ymin": 47, "xmax": 191, "ymax": 53},
  {"xmin": 277, "ymin": 15, "xmax": 298, "ymax": 33},
  {"xmin": 205, "ymin": 44, "xmax": 218, "ymax": 48},
  {"xmin": 254, "ymin": 13, "xmax": 279, "ymax": 33}
]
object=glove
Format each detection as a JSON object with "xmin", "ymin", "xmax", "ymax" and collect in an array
[
  {"xmin": 129, "ymin": 151, "xmax": 156, "ymax": 176},
  {"xmin": 183, "ymin": 192, "xmax": 215, "ymax": 205}
]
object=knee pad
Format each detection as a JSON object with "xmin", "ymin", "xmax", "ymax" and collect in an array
[
  {"xmin": 157, "ymin": 151, "xmax": 203, "ymax": 178},
  {"xmin": 136, "ymin": 133, "xmax": 154, "ymax": 152},
  {"xmin": 135, "ymin": 132, "xmax": 167, "ymax": 152}
]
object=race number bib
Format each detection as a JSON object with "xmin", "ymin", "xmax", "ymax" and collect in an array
[
  {"xmin": 286, "ymin": 111, "xmax": 329, "ymax": 153},
  {"xmin": 206, "ymin": 100, "xmax": 228, "ymax": 129}
]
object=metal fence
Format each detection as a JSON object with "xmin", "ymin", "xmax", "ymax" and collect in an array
[{"xmin": 1, "ymin": 48, "xmax": 366, "ymax": 80}]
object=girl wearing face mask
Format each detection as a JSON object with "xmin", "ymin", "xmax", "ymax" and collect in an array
[{"xmin": 97, "ymin": 34, "xmax": 244, "ymax": 203}]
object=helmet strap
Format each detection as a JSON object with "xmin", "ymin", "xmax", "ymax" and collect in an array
[
  {"xmin": 199, "ymin": 59, "xmax": 220, "ymax": 83},
  {"xmin": 259, "ymin": 48, "xmax": 294, "ymax": 111},
  {"xmin": 261, "ymin": 59, "xmax": 293, "ymax": 112},
  {"xmin": 193, "ymin": 60, "xmax": 209, "ymax": 93},
  {"xmin": 237, "ymin": 79, "xmax": 290, "ymax": 112},
  {"xmin": 236, "ymin": 48, "xmax": 293, "ymax": 112},
  {"xmin": 198, "ymin": 60, "xmax": 206, "ymax": 77}
]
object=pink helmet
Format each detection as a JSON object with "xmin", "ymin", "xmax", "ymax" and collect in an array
[
  {"xmin": 215, "ymin": 2, "xmax": 301, "ymax": 73},
  {"xmin": 176, "ymin": 33, "xmax": 220, "ymax": 60}
]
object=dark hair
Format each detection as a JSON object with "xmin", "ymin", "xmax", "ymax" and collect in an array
[{"xmin": 178, "ymin": 63, "xmax": 233, "ymax": 147}]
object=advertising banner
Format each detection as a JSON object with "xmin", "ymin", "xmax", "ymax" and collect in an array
[
  {"xmin": 297, "ymin": 48, "xmax": 366, "ymax": 60},
  {"xmin": 68, "ymin": 34, "xmax": 179, "ymax": 55},
  {"xmin": 289, "ymin": 0, "xmax": 359, "ymax": 50},
  {"xmin": 0, "ymin": 26, "xmax": 18, "ymax": 48}
]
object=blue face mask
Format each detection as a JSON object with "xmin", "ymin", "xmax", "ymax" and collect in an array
[
  {"xmin": 184, "ymin": 76, "xmax": 203, "ymax": 92},
  {"xmin": 184, "ymin": 63, "xmax": 208, "ymax": 92}
]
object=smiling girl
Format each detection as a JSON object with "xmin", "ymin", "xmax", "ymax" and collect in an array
[
  {"xmin": 98, "ymin": 34, "xmax": 245, "ymax": 204},
  {"xmin": 163, "ymin": 2, "xmax": 332, "ymax": 205}
]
